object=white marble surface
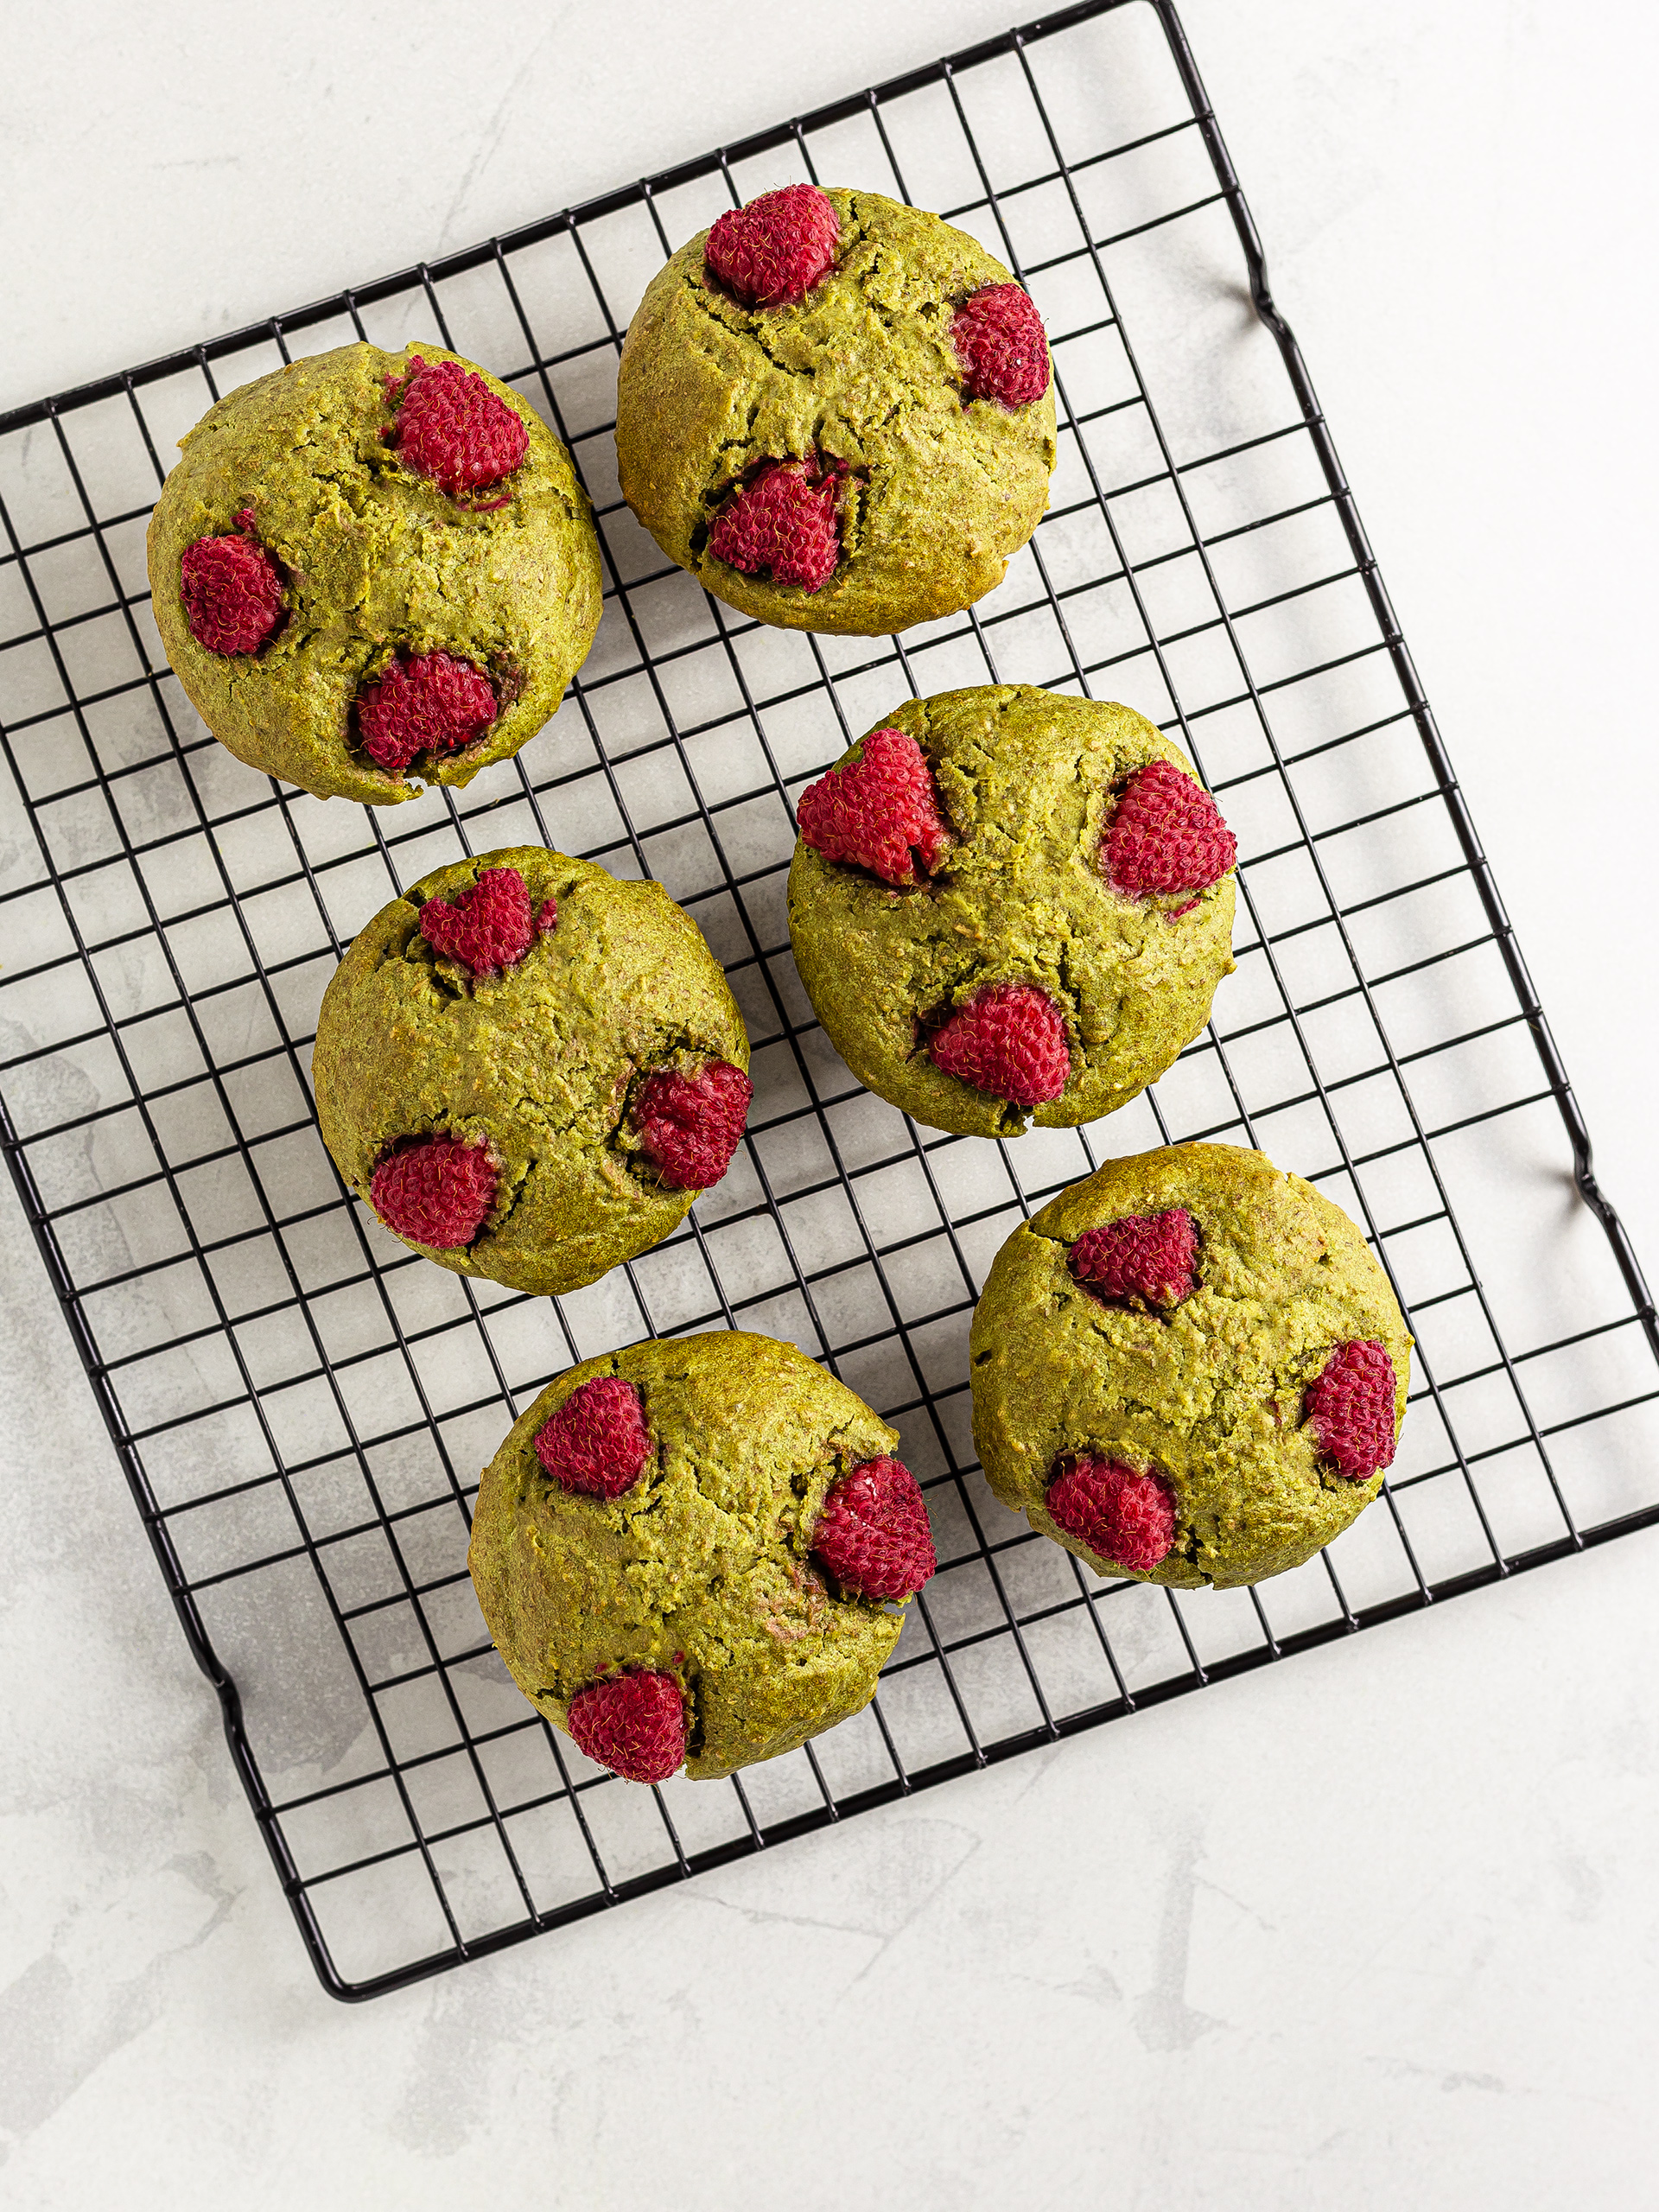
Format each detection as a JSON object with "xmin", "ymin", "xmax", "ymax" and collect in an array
[{"xmin": 3, "ymin": 0, "xmax": 1658, "ymax": 2201}]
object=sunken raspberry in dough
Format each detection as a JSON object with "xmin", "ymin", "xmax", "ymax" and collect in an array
[
  {"xmin": 787, "ymin": 686, "xmax": 1236, "ymax": 1137},
  {"xmin": 469, "ymin": 1331, "xmax": 936, "ymax": 1781},
  {"xmin": 616, "ymin": 188, "xmax": 1056, "ymax": 635},
  {"xmin": 970, "ymin": 1143, "xmax": 1412, "ymax": 1590},
  {"xmin": 312, "ymin": 847, "xmax": 750, "ymax": 1297},
  {"xmin": 146, "ymin": 341, "xmax": 601, "ymax": 803}
]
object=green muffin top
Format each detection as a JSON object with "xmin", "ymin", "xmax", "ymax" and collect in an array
[
  {"xmin": 146, "ymin": 341, "xmax": 602, "ymax": 803},
  {"xmin": 970, "ymin": 1143, "xmax": 1412, "ymax": 1590},
  {"xmin": 787, "ymin": 686, "xmax": 1237, "ymax": 1136},
  {"xmin": 615, "ymin": 187, "xmax": 1057, "ymax": 635},
  {"xmin": 469, "ymin": 1330, "xmax": 936, "ymax": 1780},
  {"xmin": 311, "ymin": 847, "xmax": 751, "ymax": 1297}
]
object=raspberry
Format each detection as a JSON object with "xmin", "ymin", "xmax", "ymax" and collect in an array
[
  {"xmin": 811, "ymin": 1457, "xmax": 936, "ymax": 1601},
  {"xmin": 634, "ymin": 1059, "xmax": 753, "ymax": 1191},
  {"xmin": 369, "ymin": 1132, "xmax": 497, "ymax": 1249},
  {"xmin": 796, "ymin": 728, "xmax": 951, "ymax": 887},
  {"xmin": 952, "ymin": 283, "xmax": 1051, "ymax": 409},
  {"xmin": 417, "ymin": 866, "xmax": 556, "ymax": 980},
  {"xmin": 704, "ymin": 184, "xmax": 842, "ymax": 308},
  {"xmin": 355, "ymin": 652, "xmax": 498, "ymax": 776},
  {"xmin": 535, "ymin": 1376, "xmax": 652, "ymax": 1499},
  {"xmin": 1305, "ymin": 1340, "xmax": 1398, "ymax": 1480},
  {"xmin": 707, "ymin": 460, "xmax": 840, "ymax": 593},
  {"xmin": 180, "ymin": 521, "xmax": 284, "ymax": 655},
  {"xmin": 386, "ymin": 355, "xmax": 529, "ymax": 502},
  {"xmin": 567, "ymin": 1669, "xmax": 686, "ymax": 1784},
  {"xmin": 1046, "ymin": 1457, "xmax": 1178, "ymax": 1573},
  {"xmin": 927, "ymin": 983, "xmax": 1070, "ymax": 1109},
  {"xmin": 1071, "ymin": 1209, "xmax": 1198, "ymax": 1310},
  {"xmin": 1103, "ymin": 759, "xmax": 1236, "ymax": 899}
]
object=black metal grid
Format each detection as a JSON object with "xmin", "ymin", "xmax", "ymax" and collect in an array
[{"xmin": 2, "ymin": 0, "xmax": 1656, "ymax": 2003}]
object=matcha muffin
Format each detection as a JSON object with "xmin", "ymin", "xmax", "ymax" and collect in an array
[
  {"xmin": 970, "ymin": 1143, "xmax": 1412, "ymax": 1589},
  {"xmin": 312, "ymin": 847, "xmax": 752, "ymax": 1295},
  {"xmin": 469, "ymin": 1331, "xmax": 937, "ymax": 1781},
  {"xmin": 146, "ymin": 341, "xmax": 602, "ymax": 803},
  {"xmin": 787, "ymin": 686, "xmax": 1237, "ymax": 1137},
  {"xmin": 615, "ymin": 185, "xmax": 1057, "ymax": 635}
]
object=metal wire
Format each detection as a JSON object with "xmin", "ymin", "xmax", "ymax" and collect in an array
[{"xmin": 1, "ymin": 0, "xmax": 1656, "ymax": 2001}]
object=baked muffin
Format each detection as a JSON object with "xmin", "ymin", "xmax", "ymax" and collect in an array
[
  {"xmin": 146, "ymin": 341, "xmax": 601, "ymax": 803},
  {"xmin": 615, "ymin": 185, "xmax": 1056, "ymax": 635},
  {"xmin": 312, "ymin": 847, "xmax": 751, "ymax": 1295},
  {"xmin": 970, "ymin": 1143, "xmax": 1412, "ymax": 1589},
  {"xmin": 786, "ymin": 686, "xmax": 1237, "ymax": 1136},
  {"xmin": 468, "ymin": 1331, "xmax": 937, "ymax": 1781}
]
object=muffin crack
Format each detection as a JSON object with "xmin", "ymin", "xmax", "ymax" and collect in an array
[{"xmin": 675, "ymin": 268, "xmax": 821, "ymax": 385}]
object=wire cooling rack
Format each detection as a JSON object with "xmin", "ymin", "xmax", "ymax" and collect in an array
[{"xmin": 2, "ymin": 0, "xmax": 1656, "ymax": 2003}]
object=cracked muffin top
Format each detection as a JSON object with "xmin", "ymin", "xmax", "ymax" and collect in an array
[
  {"xmin": 613, "ymin": 186, "xmax": 1057, "ymax": 636},
  {"xmin": 145, "ymin": 341, "xmax": 602, "ymax": 804},
  {"xmin": 969, "ymin": 1143, "xmax": 1412, "ymax": 1590},
  {"xmin": 786, "ymin": 685, "xmax": 1237, "ymax": 1137},
  {"xmin": 311, "ymin": 846, "xmax": 751, "ymax": 1297},
  {"xmin": 469, "ymin": 1330, "xmax": 936, "ymax": 1782}
]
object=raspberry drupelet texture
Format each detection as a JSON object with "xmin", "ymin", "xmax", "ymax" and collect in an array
[
  {"xmin": 951, "ymin": 283, "xmax": 1052, "ymax": 409},
  {"xmin": 180, "ymin": 518, "xmax": 285, "ymax": 655},
  {"xmin": 928, "ymin": 982, "xmax": 1070, "ymax": 1109},
  {"xmin": 370, "ymin": 1133, "xmax": 497, "ymax": 1249},
  {"xmin": 704, "ymin": 184, "xmax": 842, "ymax": 309},
  {"xmin": 534, "ymin": 1376, "xmax": 652, "ymax": 1499},
  {"xmin": 795, "ymin": 728, "xmax": 951, "ymax": 887},
  {"xmin": 355, "ymin": 652, "xmax": 498, "ymax": 776},
  {"xmin": 811, "ymin": 1457, "xmax": 936, "ymax": 1601},
  {"xmin": 707, "ymin": 461, "xmax": 841, "ymax": 592},
  {"xmin": 634, "ymin": 1060, "xmax": 753, "ymax": 1190},
  {"xmin": 417, "ymin": 865, "xmax": 556, "ymax": 979},
  {"xmin": 1305, "ymin": 1340, "xmax": 1398, "ymax": 1480},
  {"xmin": 1047, "ymin": 1457, "xmax": 1179, "ymax": 1573},
  {"xmin": 1071, "ymin": 1209, "xmax": 1198, "ymax": 1310},
  {"xmin": 386, "ymin": 355, "xmax": 529, "ymax": 503},
  {"xmin": 567, "ymin": 1669, "xmax": 687, "ymax": 1783},
  {"xmin": 1103, "ymin": 759, "xmax": 1237, "ymax": 900}
]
